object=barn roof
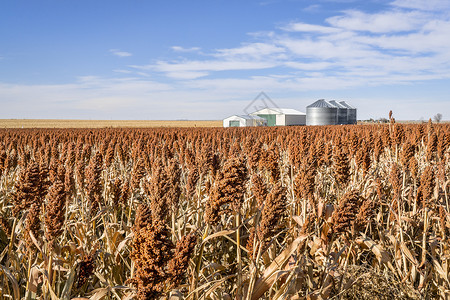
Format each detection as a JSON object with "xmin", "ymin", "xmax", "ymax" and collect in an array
[
  {"xmin": 224, "ymin": 115, "xmax": 266, "ymax": 120},
  {"xmin": 250, "ymin": 108, "xmax": 306, "ymax": 115}
]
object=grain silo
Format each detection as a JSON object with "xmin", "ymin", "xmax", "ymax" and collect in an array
[
  {"xmin": 306, "ymin": 99, "xmax": 337, "ymax": 125},
  {"xmin": 329, "ymin": 100, "xmax": 347, "ymax": 125},
  {"xmin": 339, "ymin": 101, "xmax": 357, "ymax": 124}
]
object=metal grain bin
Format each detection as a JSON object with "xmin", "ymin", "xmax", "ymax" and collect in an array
[
  {"xmin": 306, "ymin": 99, "xmax": 337, "ymax": 125},
  {"xmin": 339, "ymin": 101, "xmax": 357, "ymax": 124},
  {"xmin": 329, "ymin": 100, "xmax": 347, "ymax": 125}
]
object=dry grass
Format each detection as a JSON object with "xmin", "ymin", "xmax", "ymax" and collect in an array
[{"xmin": 0, "ymin": 119, "xmax": 221, "ymax": 128}]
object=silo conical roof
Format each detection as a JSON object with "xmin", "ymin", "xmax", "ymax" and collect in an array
[
  {"xmin": 339, "ymin": 101, "xmax": 355, "ymax": 109},
  {"xmin": 329, "ymin": 100, "xmax": 345, "ymax": 108},
  {"xmin": 307, "ymin": 99, "xmax": 336, "ymax": 108}
]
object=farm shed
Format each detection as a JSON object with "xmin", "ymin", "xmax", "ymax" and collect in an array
[
  {"xmin": 250, "ymin": 108, "xmax": 306, "ymax": 126},
  {"xmin": 223, "ymin": 115, "xmax": 267, "ymax": 128}
]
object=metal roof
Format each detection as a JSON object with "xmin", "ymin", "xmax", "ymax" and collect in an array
[
  {"xmin": 250, "ymin": 107, "xmax": 306, "ymax": 115},
  {"xmin": 339, "ymin": 101, "xmax": 356, "ymax": 109},
  {"xmin": 329, "ymin": 100, "xmax": 346, "ymax": 109},
  {"xmin": 226, "ymin": 115, "xmax": 266, "ymax": 120},
  {"xmin": 307, "ymin": 99, "xmax": 337, "ymax": 108}
]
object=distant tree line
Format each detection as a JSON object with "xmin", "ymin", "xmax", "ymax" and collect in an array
[{"xmin": 362, "ymin": 113, "xmax": 443, "ymax": 124}]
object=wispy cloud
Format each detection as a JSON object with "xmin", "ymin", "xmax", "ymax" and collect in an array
[
  {"xmin": 131, "ymin": 59, "xmax": 278, "ymax": 79},
  {"xmin": 0, "ymin": 77, "xmax": 174, "ymax": 119},
  {"xmin": 214, "ymin": 43, "xmax": 286, "ymax": 59},
  {"xmin": 3, "ymin": 0, "xmax": 449, "ymax": 120},
  {"xmin": 391, "ymin": 0, "xmax": 450, "ymax": 11},
  {"xmin": 113, "ymin": 69, "xmax": 133, "ymax": 74},
  {"xmin": 134, "ymin": 0, "xmax": 450, "ymax": 91},
  {"xmin": 171, "ymin": 46, "xmax": 201, "ymax": 52},
  {"xmin": 302, "ymin": 4, "xmax": 321, "ymax": 13},
  {"xmin": 281, "ymin": 22, "xmax": 341, "ymax": 34},
  {"xmin": 326, "ymin": 10, "xmax": 427, "ymax": 33},
  {"xmin": 109, "ymin": 49, "xmax": 132, "ymax": 57}
]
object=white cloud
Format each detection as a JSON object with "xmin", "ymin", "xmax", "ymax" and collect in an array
[
  {"xmin": 109, "ymin": 49, "xmax": 132, "ymax": 57},
  {"xmin": 171, "ymin": 46, "xmax": 201, "ymax": 52},
  {"xmin": 281, "ymin": 22, "xmax": 341, "ymax": 34},
  {"xmin": 302, "ymin": 4, "xmax": 321, "ymax": 13},
  {"xmin": 326, "ymin": 10, "xmax": 426, "ymax": 33},
  {"xmin": 132, "ymin": 60, "xmax": 277, "ymax": 76},
  {"xmin": 277, "ymin": 37, "xmax": 374, "ymax": 60},
  {"xmin": 140, "ymin": 2, "xmax": 450, "ymax": 87},
  {"xmin": 185, "ymin": 76, "xmax": 291, "ymax": 92},
  {"xmin": 113, "ymin": 69, "xmax": 133, "ymax": 74},
  {"xmin": 215, "ymin": 43, "xmax": 285, "ymax": 58},
  {"xmin": 75, "ymin": 76, "xmax": 171, "ymax": 94},
  {"xmin": 103, "ymin": 0, "xmax": 450, "ymax": 102},
  {"xmin": 353, "ymin": 20, "xmax": 450, "ymax": 54},
  {"xmin": 1, "ymin": 69, "xmax": 448, "ymax": 120},
  {"xmin": 0, "ymin": 77, "xmax": 175, "ymax": 119},
  {"xmin": 283, "ymin": 61, "xmax": 333, "ymax": 71},
  {"xmin": 391, "ymin": 0, "xmax": 450, "ymax": 11},
  {"xmin": 165, "ymin": 71, "xmax": 210, "ymax": 80},
  {"xmin": 3, "ymin": 1, "xmax": 450, "ymax": 121},
  {"xmin": 128, "ymin": 4, "xmax": 450, "ymax": 97}
]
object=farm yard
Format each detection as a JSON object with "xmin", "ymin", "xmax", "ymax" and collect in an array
[{"xmin": 0, "ymin": 119, "xmax": 449, "ymax": 299}]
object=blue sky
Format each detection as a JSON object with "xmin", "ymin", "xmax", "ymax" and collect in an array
[{"xmin": 1, "ymin": 0, "xmax": 449, "ymax": 120}]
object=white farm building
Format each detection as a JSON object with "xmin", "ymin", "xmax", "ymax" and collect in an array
[
  {"xmin": 250, "ymin": 108, "xmax": 306, "ymax": 126},
  {"xmin": 223, "ymin": 115, "xmax": 267, "ymax": 128}
]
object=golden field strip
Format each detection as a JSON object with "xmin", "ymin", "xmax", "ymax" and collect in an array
[{"xmin": 0, "ymin": 119, "xmax": 222, "ymax": 128}]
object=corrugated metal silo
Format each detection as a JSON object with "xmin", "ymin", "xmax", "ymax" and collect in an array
[
  {"xmin": 329, "ymin": 100, "xmax": 347, "ymax": 125},
  {"xmin": 339, "ymin": 101, "xmax": 357, "ymax": 124},
  {"xmin": 306, "ymin": 99, "xmax": 337, "ymax": 125}
]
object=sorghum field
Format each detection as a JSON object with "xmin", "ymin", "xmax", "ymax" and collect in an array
[{"xmin": 0, "ymin": 118, "xmax": 449, "ymax": 299}]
